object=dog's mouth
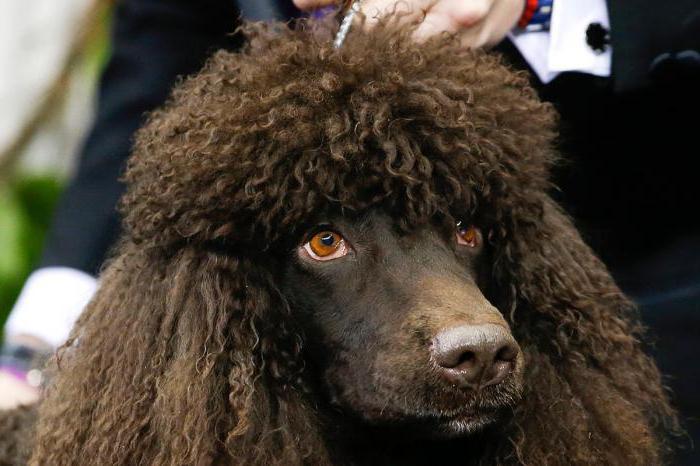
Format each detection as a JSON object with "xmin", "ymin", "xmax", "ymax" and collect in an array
[
  {"xmin": 322, "ymin": 344, "xmax": 525, "ymax": 439},
  {"xmin": 426, "ymin": 404, "xmax": 509, "ymax": 438},
  {"xmin": 359, "ymin": 401, "xmax": 514, "ymax": 441},
  {"xmin": 348, "ymin": 380, "xmax": 523, "ymax": 440},
  {"xmin": 423, "ymin": 396, "xmax": 519, "ymax": 439}
]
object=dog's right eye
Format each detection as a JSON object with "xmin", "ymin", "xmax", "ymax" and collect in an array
[{"xmin": 302, "ymin": 230, "xmax": 349, "ymax": 261}]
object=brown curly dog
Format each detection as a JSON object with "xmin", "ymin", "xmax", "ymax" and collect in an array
[{"xmin": 0, "ymin": 20, "xmax": 679, "ymax": 466}]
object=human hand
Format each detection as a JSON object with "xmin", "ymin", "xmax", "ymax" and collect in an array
[
  {"xmin": 292, "ymin": 0, "xmax": 525, "ymax": 47},
  {"xmin": 0, "ymin": 334, "xmax": 50, "ymax": 410},
  {"xmin": 0, "ymin": 371, "xmax": 39, "ymax": 410}
]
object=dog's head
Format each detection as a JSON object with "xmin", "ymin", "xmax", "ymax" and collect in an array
[
  {"xmin": 30, "ymin": 21, "xmax": 675, "ymax": 466},
  {"xmin": 118, "ymin": 23, "xmax": 550, "ymax": 439},
  {"xmin": 284, "ymin": 212, "xmax": 523, "ymax": 437}
]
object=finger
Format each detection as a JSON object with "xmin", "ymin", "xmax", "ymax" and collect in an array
[
  {"xmin": 293, "ymin": 0, "xmax": 338, "ymax": 11},
  {"xmin": 448, "ymin": 0, "xmax": 492, "ymax": 28},
  {"xmin": 0, "ymin": 373, "xmax": 40, "ymax": 409},
  {"xmin": 411, "ymin": 8, "xmax": 460, "ymax": 42},
  {"xmin": 457, "ymin": 23, "xmax": 489, "ymax": 49},
  {"xmin": 455, "ymin": 0, "xmax": 523, "ymax": 48},
  {"xmin": 480, "ymin": 0, "xmax": 524, "ymax": 46},
  {"xmin": 359, "ymin": 0, "xmax": 435, "ymax": 28},
  {"xmin": 411, "ymin": 0, "xmax": 492, "ymax": 42}
]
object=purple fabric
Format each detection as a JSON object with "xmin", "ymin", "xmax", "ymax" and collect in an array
[{"xmin": 311, "ymin": 6, "xmax": 337, "ymax": 19}]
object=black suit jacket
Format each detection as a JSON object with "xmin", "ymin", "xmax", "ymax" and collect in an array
[
  {"xmin": 497, "ymin": 0, "xmax": 700, "ymax": 283},
  {"xmin": 609, "ymin": 0, "xmax": 700, "ymax": 91},
  {"xmin": 497, "ymin": 5, "xmax": 700, "ymax": 461}
]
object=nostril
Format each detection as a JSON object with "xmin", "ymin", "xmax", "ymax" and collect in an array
[
  {"xmin": 495, "ymin": 343, "xmax": 519, "ymax": 363},
  {"xmin": 436, "ymin": 347, "xmax": 476, "ymax": 370},
  {"xmin": 482, "ymin": 343, "xmax": 519, "ymax": 388},
  {"xmin": 483, "ymin": 359, "xmax": 515, "ymax": 388},
  {"xmin": 456, "ymin": 350, "xmax": 475, "ymax": 367}
]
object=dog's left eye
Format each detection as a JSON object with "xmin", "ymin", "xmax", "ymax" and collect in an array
[
  {"xmin": 456, "ymin": 221, "xmax": 481, "ymax": 248},
  {"xmin": 302, "ymin": 230, "xmax": 349, "ymax": 261}
]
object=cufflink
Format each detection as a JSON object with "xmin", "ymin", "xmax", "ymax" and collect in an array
[{"xmin": 586, "ymin": 22, "xmax": 610, "ymax": 54}]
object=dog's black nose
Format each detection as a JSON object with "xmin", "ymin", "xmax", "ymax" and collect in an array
[{"xmin": 432, "ymin": 324, "xmax": 519, "ymax": 389}]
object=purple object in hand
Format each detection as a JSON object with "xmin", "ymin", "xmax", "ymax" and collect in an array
[{"xmin": 311, "ymin": 6, "xmax": 338, "ymax": 19}]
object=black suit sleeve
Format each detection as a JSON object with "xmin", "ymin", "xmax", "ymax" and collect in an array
[{"xmin": 40, "ymin": 0, "xmax": 243, "ymax": 275}]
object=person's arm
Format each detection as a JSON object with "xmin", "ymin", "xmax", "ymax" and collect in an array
[
  {"xmin": 1, "ymin": 0, "xmax": 243, "ymax": 407},
  {"xmin": 41, "ymin": 0, "xmax": 243, "ymax": 279},
  {"xmin": 5, "ymin": 0, "xmax": 243, "ymax": 344},
  {"xmin": 4, "ymin": 268, "xmax": 97, "ymax": 348}
]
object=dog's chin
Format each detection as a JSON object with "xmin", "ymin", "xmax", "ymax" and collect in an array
[
  {"xmin": 391, "ymin": 387, "xmax": 521, "ymax": 440},
  {"xmin": 352, "ymin": 400, "xmax": 515, "ymax": 441},
  {"xmin": 428, "ymin": 407, "xmax": 504, "ymax": 439},
  {"xmin": 328, "ymin": 374, "xmax": 523, "ymax": 440}
]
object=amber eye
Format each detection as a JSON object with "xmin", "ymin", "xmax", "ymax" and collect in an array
[
  {"xmin": 303, "ymin": 230, "xmax": 349, "ymax": 261},
  {"xmin": 456, "ymin": 221, "xmax": 481, "ymax": 248}
]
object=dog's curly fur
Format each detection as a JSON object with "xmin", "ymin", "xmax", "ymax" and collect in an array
[{"xmin": 1, "ymin": 20, "xmax": 678, "ymax": 465}]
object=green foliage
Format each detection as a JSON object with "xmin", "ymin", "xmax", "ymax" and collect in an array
[{"xmin": 0, "ymin": 176, "xmax": 63, "ymax": 329}]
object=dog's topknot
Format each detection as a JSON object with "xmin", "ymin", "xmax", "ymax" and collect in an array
[{"xmin": 123, "ymin": 20, "xmax": 556, "ymax": 250}]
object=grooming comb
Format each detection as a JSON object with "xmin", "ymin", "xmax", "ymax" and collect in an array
[{"xmin": 333, "ymin": 1, "xmax": 361, "ymax": 48}]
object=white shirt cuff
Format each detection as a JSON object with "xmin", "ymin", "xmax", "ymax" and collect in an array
[
  {"xmin": 508, "ymin": 0, "xmax": 612, "ymax": 84},
  {"xmin": 4, "ymin": 267, "xmax": 98, "ymax": 348}
]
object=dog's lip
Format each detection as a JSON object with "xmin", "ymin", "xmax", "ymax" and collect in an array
[
  {"xmin": 426, "ymin": 381, "xmax": 522, "ymax": 416},
  {"xmin": 422, "ymin": 403, "xmax": 501, "ymax": 422},
  {"xmin": 354, "ymin": 403, "xmax": 504, "ymax": 439},
  {"xmin": 356, "ymin": 397, "xmax": 507, "ymax": 426},
  {"xmin": 416, "ymin": 385, "xmax": 521, "ymax": 431},
  {"xmin": 402, "ymin": 404, "xmax": 504, "ymax": 439},
  {"xmin": 434, "ymin": 410, "xmax": 499, "ymax": 437}
]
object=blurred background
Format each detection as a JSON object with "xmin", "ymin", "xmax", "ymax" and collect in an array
[{"xmin": 0, "ymin": 0, "xmax": 111, "ymax": 333}]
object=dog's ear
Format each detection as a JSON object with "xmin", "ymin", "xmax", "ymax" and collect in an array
[
  {"xmin": 29, "ymin": 244, "xmax": 329, "ymax": 466},
  {"xmin": 491, "ymin": 194, "xmax": 678, "ymax": 465}
]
